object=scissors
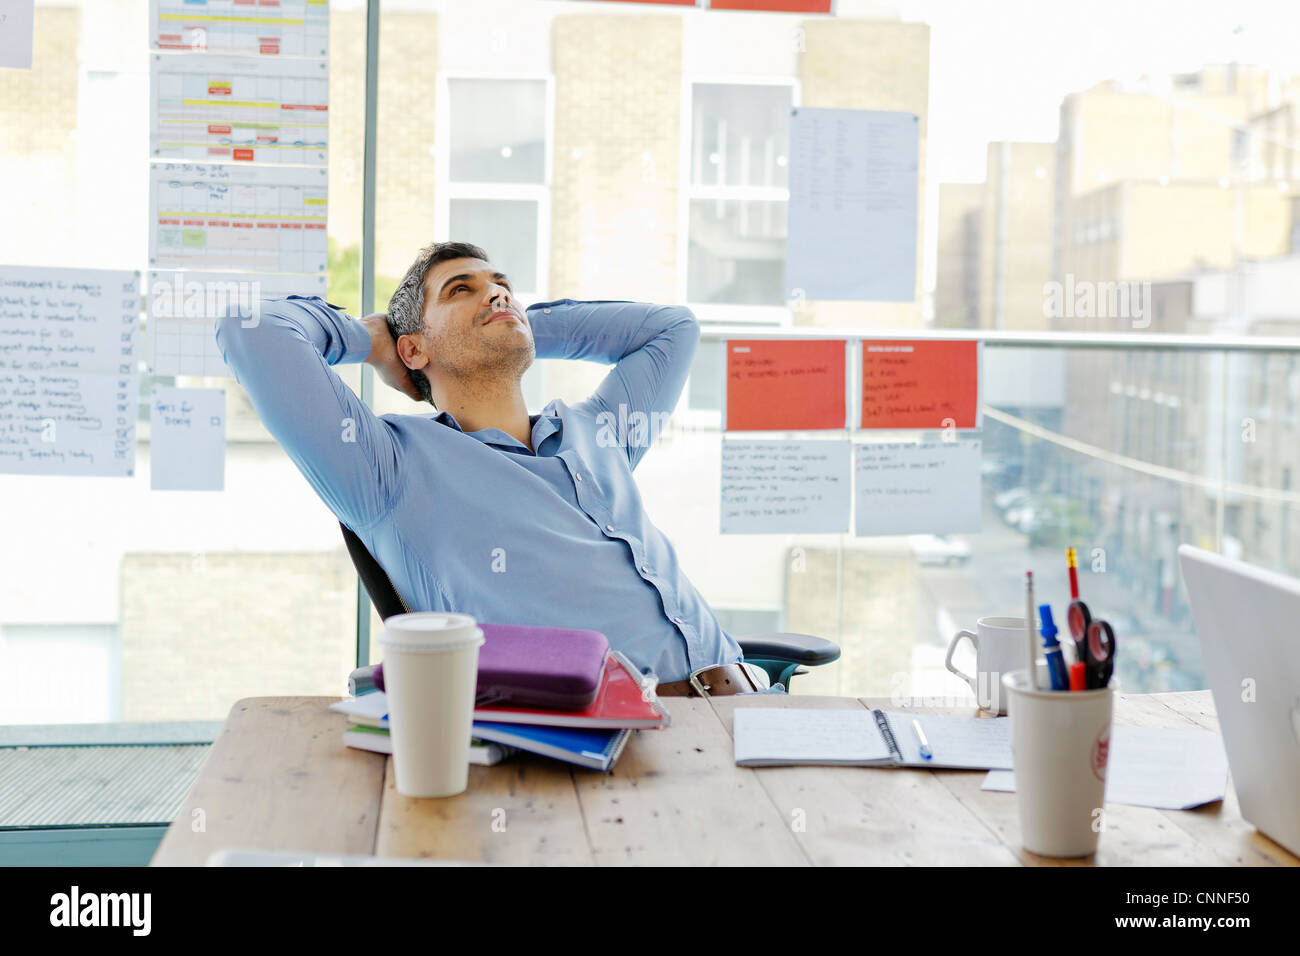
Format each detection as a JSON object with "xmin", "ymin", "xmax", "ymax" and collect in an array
[
  {"xmin": 1084, "ymin": 619, "xmax": 1117, "ymax": 690},
  {"xmin": 1065, "ymin": 548, "xmax": 1092, "ymax": 666}
]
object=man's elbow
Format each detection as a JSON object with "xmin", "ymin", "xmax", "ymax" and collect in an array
[{"xmin": 214, "ymin": 298, "xmax": 275, "ymax": 369}]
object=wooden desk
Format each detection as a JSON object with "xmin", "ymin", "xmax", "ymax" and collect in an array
[{"xmin": 150, "ymin": 690, "xmax": 1299, "ymax": 866}]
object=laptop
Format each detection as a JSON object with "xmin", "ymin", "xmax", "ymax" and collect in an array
[{"xmin": 1178, "ymin": 545, "xmax": 1300, "ymax": 856}]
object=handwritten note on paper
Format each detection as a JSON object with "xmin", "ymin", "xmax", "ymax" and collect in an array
[
  {"xmin": 0, "ymin": 266, "xmax": 138, "ymax": 477},
  {"xmin": 725, "ymin": 339, "xmax": 846, "ymax": 431},
  {"xmin": 150, "ymin": 386, "xmax": 225, "ymax": 491},
  {"xmin": 860, "ymin": 340, "xmax": 981, "ymax": 430},
  {"xmin": 854, "ymin": 440, "xmax": 981, "ymax": 537},
  {"xmin": 721, "ymin": 440, "xmax": 850, "ymax": 534},
  {"xmin": 0, "ymin": 0, "xmax": 34, "ymax": 70},
  {"xmin": 786, "ymin": 108, "xmax": 919, "ymax": 302},
  {"xmin": 147, "ymin": 270, "xmax": 326, "ymax": 376}
]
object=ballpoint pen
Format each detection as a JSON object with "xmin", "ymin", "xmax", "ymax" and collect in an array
[{"xmin": 911, "ymin": 718, "xmax": 932, "ymax": 760}]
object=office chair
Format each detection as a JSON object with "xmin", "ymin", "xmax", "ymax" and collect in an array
[{"xmin": 339, "ymin": 523, "xmax": 840, "ymax": 691}]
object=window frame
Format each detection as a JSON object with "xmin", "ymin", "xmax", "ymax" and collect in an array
[
  {"xmin": 433, "ymin": 71, "xmax": 555, "ymax": 304},
  {"xmin": 676, "ymin": 74, "xmax": 800, "ymax": 326}
]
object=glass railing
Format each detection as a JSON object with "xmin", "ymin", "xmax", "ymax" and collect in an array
[{"xmin": 632, "ymin": 327, "xmax": 1300, "ymax": 701}]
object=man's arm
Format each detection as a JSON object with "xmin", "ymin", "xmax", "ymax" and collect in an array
[
  {"xmin": 215, "ymin": 295, "xmax": 418, "ymax": 531},
  {"xmin": 528, "ymin": 299, "xmax": 700, "ymax": 468}
]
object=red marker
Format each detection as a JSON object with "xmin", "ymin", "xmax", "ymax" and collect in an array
[{"xmin": 1069, "ymin": 660, "xmax": 1087, "ymax": 692}]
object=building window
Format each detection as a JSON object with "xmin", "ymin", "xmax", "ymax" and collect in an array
[
  {"xmin": 682, "ymin": 81, "xmax": 795, "ymax": 314},
  {"xmin": 437, "ymin": 76, "xmax": 551, "ymax": 302}
]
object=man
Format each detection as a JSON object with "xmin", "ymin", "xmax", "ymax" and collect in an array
[{"xmin": 216, "ymin": 241, "xmax": 772, "ymax": 696}]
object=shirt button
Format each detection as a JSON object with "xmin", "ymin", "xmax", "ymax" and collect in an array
[
  {"xmin": 640, "ymin": 565, "xmax": 650, "ymax": 574},
  {"xmin": 672, "ymin": 617, "xmax": 684, "ymax": 626},
  {"xmin": 574, "ymin": 473, "xmax": 583, "ymax": 481},
  {"xmin": 543, "ymin": 308, "xmax": 551, "ymax": 314},
  {"xmin": 605, "ymin": 524, "xmax": 614, "ymax": 532}
]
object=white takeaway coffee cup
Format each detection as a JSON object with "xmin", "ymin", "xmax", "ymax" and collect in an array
[
  {"xmin": 945, "ymin": 616, "xmax": 1030, "ymax": 715},
  {"xmin": 1003, "ymin": 669, "xmax": 1114, "ymax": 858},
  {"xmin": 377, "ymin": 612, "xmax": 485, "ymax": 798}
]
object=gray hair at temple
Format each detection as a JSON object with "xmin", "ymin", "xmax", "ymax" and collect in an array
[{"xmin": 386, "ymin": 240, "xmax": 490, "ymax": 406}]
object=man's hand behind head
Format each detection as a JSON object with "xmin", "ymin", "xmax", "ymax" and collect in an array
[{"xmin": 360, "ymin": 312, "xmax": 429, "ymax": 404}]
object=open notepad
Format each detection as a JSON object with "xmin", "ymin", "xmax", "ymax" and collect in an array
[{"xmin": 733, "ymin": 707, "xmax": 1012, "ymax": 770}]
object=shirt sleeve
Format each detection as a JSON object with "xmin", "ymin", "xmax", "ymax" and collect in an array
[
  {"xmin": 527, "ymin": 298, "xmax": 700, "ymax": 469},
  {"xmin": 215, "ymin": 294, "xmax": 402, "ymax": 531}
]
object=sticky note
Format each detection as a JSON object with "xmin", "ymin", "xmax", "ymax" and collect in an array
[
  {"xmin": 854, "ymin": 440, "xmax": 981, "ymax": 537},
  {"xmin": 860, "ymin": 340, "xmax": 981, "ymax": 430},
  {"xmin": 150, "ymin": 386, "xmax": 225, "ymax": 491},
  {"xmin": 725, "ymin": 339, "xmax": 846, "ymax": 431},
  {"xmin": 721, "ymin": 439, "xmax": 851, "ymax": 534}
]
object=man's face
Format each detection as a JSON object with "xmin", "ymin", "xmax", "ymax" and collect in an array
[{"xmin": 399, "ymin": 257, "xmax": 535, "ymax": 389}]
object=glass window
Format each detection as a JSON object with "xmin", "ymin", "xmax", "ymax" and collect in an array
[
  {"xmin": 684, "ymin": 82, "xmax": 792, "ymax": 309},
  {"xmin": 690, "ymin": 83, "xmax": 790, "ymax": 189},
  {"xmin": 687, "ymin": 199, "xmax": 786, "ymax": 304},
  {"xmin": 448, "ymin": 78, "xmax": 546, "ymax": 185},
  {"xmin": 442, "ymin": 77, "xmax": 550, "ymax": 300},
  {"xmin": 449, "ymin": 199, "xmax": 539, "ymax": 293}
]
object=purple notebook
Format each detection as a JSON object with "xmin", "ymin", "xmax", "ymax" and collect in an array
[{"xmin": 374, "ymin": 622, "xmax": 610, "ymax": 711}]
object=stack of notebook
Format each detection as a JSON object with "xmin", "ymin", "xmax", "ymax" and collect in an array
[{"xmin": 334, "ymin": 624, "xmax": 668, "ymax": 773}]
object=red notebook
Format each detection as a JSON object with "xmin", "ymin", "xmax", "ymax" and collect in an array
[{"xmin": 473, "ymin": 650, "xmax": 669, "ymax": 729}]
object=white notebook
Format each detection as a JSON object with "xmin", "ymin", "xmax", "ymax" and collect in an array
[{"xmin": 733, "ymin": 707, "xmax": 1012, "ymax": 770}]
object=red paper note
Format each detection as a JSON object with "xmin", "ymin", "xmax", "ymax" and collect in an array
[
  {"xmin": 859, "ymin": 340, "xmax": 980, "ymax": 430},
  {"xmin": 725, "ymin": 339, "xmax": 847, "ymax": 431}
]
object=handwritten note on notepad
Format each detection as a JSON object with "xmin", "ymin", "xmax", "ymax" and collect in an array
[
  {"xmin": 854, "ymin": 440, "xmax": 981, "ymax": 537},
  {"xmin": 150, "ymin": 386, "xmax": 225, "ymax": 491},
  {"xmin": 860, "ymin": 340, "xmax": 981, "ymax": 430},
  {"xmin": 786, "ymin": 108, "xmax": 919, "ymax": 302},
  {"xmin": 981, "ymin": 725, "xmax": 1229, "ymax": 810},
  {"xmin": 725, "ymin": 339, "xmax": 846, "ymax": 431},
  {"xmin": 721, "ymin": 440, "xmax": 850, "ymax": 534},
  {"xmin": 733, "ymin": 707, "xmax": 1011, "ymax": 770},
  {"xmin": 0, "ymin": 265, "xmax": 138, "ymax": 477}
]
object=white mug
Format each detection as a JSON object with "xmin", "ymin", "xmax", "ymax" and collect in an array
[{"xmin": 945, "ymin": 616, "xmax": 1028, "ymax": 715}]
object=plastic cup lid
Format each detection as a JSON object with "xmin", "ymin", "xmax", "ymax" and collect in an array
[{"xmin": 378, "ymin": 612, "xmax": 485, "ymax": 652}]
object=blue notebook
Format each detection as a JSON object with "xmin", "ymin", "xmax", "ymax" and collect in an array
[{"xmin": 471, "ymin": 721, "xmax": 631, "ymax": 773}]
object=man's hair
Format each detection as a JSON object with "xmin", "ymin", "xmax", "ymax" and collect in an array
[{"xmin": 386, "ymin": 240, "xmax": 490, "ymax": 406}]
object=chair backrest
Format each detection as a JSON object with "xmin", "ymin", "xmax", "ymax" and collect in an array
[{"xmin": 339, "ymin": 522, "xmax": 410, "ymax": 621}]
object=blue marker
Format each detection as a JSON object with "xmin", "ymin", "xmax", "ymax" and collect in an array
[{"xmin": 1039, "ymin": 604, "xmax": 1069, "ymax": 691}]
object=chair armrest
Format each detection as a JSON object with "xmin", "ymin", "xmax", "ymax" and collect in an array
[{"xmin": 737, "ymin": 632, "xmax": 841, "ymax": 666}]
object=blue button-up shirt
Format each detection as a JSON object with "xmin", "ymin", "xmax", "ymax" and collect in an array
[{"xmin": 216, "ymin": 294, "xmax": 744, "ymax": 682}]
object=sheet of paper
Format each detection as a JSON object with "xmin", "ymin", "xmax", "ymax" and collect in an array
[
  {"xmin": 734, "ymin": 708, "xmax": 894, "ymax": 766},
  {"xmin": 0, "ymin": 0, "xmax": 33, "ymax": 69},
  {"xmin": 150, "ymin": 0, "xmax": 330, "ymax": 58},
  {"xmin": 786, "ymin": 107, "xmax": 919, "ymax": 302},
  {"xmin": 149, "ymin": 386, "xmax": 225, "ymax": 491},
  {"xmin": 854, "ymin": 440, "xmax": 981, "ymax": 537},
  {"xmin": 860, "ymin": 340, "xmax": 981, "ymax": 430},
  {"xmin": 721, "ymin": 439, "xmax": 850, "ymax": 534},
  {"xmin": 0, "ymin": 266, "xmax": 138, "ymax": 476},
  {"xmin": 724, "ymin": 338, "xmax": 846, "ymax": 431},
  {"xmin": 151, "ymin": 53, "xmax": 328, "ymax": 165},
  {"xmin": 884, "ymin": 711, "xmax": 1012, "ymax": 769},
  {"xmin": 147, "ymin": 271, "xmax": 326, "ymax": 376},
  {"xmin": 149, "ymin": 162, "xmax": 328, "ymax": 274},
  {"xmin": 980, "ymin": 725, "xmax": 1229, "ymax": 810}
]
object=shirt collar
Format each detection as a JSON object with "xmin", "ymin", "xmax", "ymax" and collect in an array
[{"xmin": 431, "ymin": 404, "xmax": 563, "ymax": 454}]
